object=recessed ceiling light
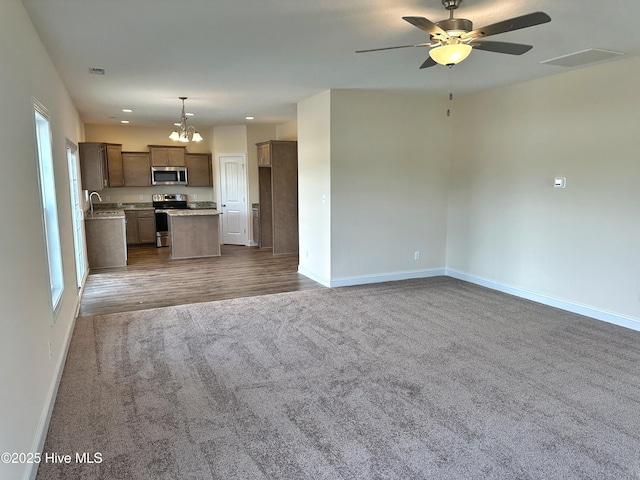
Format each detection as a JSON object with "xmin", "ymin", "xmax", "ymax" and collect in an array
[
  {"xmin": 185, "ymin": 112, "xmax": 194, "ymax": 117},
  {"xmin": 246, "ymin": 116, "xmax": 255, "ymax": 120},
  {"xmin": 122, "ymin": 108, "xmax": 133, "ymax": 113},
  {"xmin": 120, "ymin": 120, "xmax": 130, "ymax": 124}
]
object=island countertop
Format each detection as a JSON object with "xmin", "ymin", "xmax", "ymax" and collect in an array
[{"xmin": 156, "ymin": 209, "xmax": 221, "ymax": 216}]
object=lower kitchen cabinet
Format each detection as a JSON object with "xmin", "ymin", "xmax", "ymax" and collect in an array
[
  {"xmin": 85, "ymin": 216, "xmax": 127, "ymax": 268},
  {"xmin": 125, "ymin": 209, "xmax": 156, "ymax": 245}
]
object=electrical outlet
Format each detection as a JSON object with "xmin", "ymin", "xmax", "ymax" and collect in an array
[
  {"xmin": 139, "ymin": 195, "xmax": 144, "ymax": 200},
  {"xmin": 105, "ymin": 195, "xmax": 110, "ymax": 201},
  {"xmin": 414, "ymin": 251, "xmax": 420, "ymax": 260},
  {"xmin": 305, "ymin": 250, "xmax": 309, "ymax": 259},
  {"xmin": 193, "ymin": 194, "xmax": 197, "ymax": 200}
]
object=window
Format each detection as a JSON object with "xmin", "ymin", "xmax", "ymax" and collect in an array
[{"xmin": 34, "ymin": 101, "xmax": 64, "ymax": 315}]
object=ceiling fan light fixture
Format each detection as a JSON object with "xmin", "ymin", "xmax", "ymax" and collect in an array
[{"xmin": 429, "ymin": 43, "xmax": 472, "ymax": 65}]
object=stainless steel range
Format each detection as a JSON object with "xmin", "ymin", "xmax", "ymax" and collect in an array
[{"xmin": 152, "ymin": 193, "xmax": 188, "ymax": 247}]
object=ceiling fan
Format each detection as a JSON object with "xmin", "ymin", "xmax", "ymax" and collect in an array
[{"xmin": 356, "ymin": 0, "xmax": 551, "ymax": 68}]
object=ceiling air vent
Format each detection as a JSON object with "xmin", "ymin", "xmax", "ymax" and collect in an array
[
  {"xmin": 540, "ymin": 49, "xmax": 624, "ymax": 67},
  {"xmin": 89, "ymin": 67, "xmax": 106, "ymax": 75}
]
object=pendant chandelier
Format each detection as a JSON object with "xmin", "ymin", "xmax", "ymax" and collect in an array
[{"xmin": 169, "ymin": 97, "xmax": 203, "ymax": 143}]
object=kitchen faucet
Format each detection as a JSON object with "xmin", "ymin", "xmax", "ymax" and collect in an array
[{"xmin": 89, "ymin": 191, "xmax": 102, "ymax": 215}]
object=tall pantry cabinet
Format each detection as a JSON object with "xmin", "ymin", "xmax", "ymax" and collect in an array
[{"xmin": 257, "ymin": 140, "xmax": 298, "ymax": 255}]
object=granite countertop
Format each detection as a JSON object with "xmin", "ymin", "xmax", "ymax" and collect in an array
[
  {"xmin": 95, "ymin": 203, "xmax": 153, "ymax": 211},
  {"xmin": 85, "ymin": 209, "xmax": 125, "ymax": 220},
  {"xmin": 94, "ymin": 202, "xmax": 217, "ymax": 211},
  {"xmin": 157, "ymin": 209, "xmax": 221, "ymax": 216}
]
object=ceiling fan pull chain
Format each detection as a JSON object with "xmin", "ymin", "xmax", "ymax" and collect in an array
[{"xmin": 447, "ymin": 65, "xmax": 454, "ymax": 117}]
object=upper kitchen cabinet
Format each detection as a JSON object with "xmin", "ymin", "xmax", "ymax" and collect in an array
[
  {"xmin": 122, "ymin": 152, "xmax": 151, "ymax": 187},
  {"xmin": 79, "ymin": 142, "xmax": 123, "ymax": 190},
  {"xmin": 149, "ymin": 145, "xmax": 186, "ymax": 167},
  {"xmin": 106, "ymin": 144, "xmax": 124, "ymax": 187},
  {"xmin": 257, "ymin": 142, "xmax": 271, "ymax": 166},
  {"xmin": 186, "ymin": 153, "xmax": 212, "ymax": 187}
]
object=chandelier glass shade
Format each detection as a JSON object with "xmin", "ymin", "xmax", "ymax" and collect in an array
[
  {"xmin": 429, "ymin": 43, "xmax": 472, "ymax": 65},
  {"xmin": 169, "ymin": 97, "xmax": 203, "ymax": 143}
]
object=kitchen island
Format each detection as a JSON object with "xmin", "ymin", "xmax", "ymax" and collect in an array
[{"xmin": 158, "ymin": 209, "xmax": 222, "ymax": 259}]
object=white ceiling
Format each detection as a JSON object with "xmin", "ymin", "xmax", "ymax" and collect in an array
[{"xmin": 22, "ymin": 0, "xmax": 640, "ymax": 128}]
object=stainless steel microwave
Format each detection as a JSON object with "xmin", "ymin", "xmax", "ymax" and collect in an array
[{"xmin": 151, "ymin": 166, "xmax": 188, "ymax": 186}]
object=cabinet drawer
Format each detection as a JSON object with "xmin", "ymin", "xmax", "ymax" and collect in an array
[{"xmin": 136, "ymin": 210, "xmax": 155, "ymax": 218}]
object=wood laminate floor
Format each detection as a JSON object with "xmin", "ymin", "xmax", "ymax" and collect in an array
[{"xmin": 79, "ymin": 245, "xmax": 324, "ymax": 317}]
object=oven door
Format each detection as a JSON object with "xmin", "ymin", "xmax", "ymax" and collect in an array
[{"xmin": 155, "ymin": 211, "xmax": 170, "ymax": 247}]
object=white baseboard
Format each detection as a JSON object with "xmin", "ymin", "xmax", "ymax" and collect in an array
[
  {"xmin": 25, "ymin": 293, "xmax": 82, "ymax": 479},
  {"xmin": 297, "ymin": 266, "xmax": 331, "ymax": 287},
  {"xmin": 299, "ymin": 265, "xmax": 640, "ymax": 332},
  {"xmin": 446, "ymin": 268, "xmax": 640, "ymax": 332},
  {"xmin": 329, "ymin": 268, "xmax": 447, "ymax": 288},
  {"xmin": 298, "ymin": 266, "xmax": 446, "ymax": 288}
]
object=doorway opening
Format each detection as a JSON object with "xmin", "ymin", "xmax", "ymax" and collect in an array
[{"xmin": 66, "ymin": 141, "xmax": 87, "ymax": 289}]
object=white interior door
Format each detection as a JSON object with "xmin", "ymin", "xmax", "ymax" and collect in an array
[{"xmin": 218, "ymin": 154, "xmax": 248, "ymax": 245}]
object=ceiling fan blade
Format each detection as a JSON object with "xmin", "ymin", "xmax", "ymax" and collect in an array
[
  {"xmin": 419, "ymin": 57, "xmax": 437, "ymax": 69},
  {"xmin": 403, "ymin": 16, "xmax": 448, "ymax": 37},
  {"xmin": 472, "ymin": 41, "xmax": 533, "ymax": 55},
  {"xmin": 355, "ymin": 43, "xmax": 429, "ymax": 53},
  {"xmin": 462, "ymin": 11, "xmax": 551, "ymax": 40}
]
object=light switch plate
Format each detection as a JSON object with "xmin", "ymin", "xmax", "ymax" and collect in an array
[{"xmin": 554, "ymin": 177, "xmax": 566, "ymax": 188}]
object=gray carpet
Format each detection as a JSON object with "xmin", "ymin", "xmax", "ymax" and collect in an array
[{"xmin": 37, "ymin": 277, "xmax": 640, "ymax": 479}]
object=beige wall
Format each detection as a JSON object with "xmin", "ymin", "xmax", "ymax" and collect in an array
[
  {"xmin": 1, "ymin": 1, "xmax": 84, "ymax": 479},
  {"xmin": 298, "ymin": 90, "xmax": 449, "ymax": 286},
  {"xmin": 329, "ymin": 90, "xmax": 449, "ymax": 282},
  {"xmin": 447, "ymin": 56, "xmax": 640, "ymax": 323},
  {"xmin": 276, "ymin": 120, "xmax": 297, "ymax": 140},
  {"xmin": 298, "ymin": 90, "xmax": 332, "ymax": 283}
]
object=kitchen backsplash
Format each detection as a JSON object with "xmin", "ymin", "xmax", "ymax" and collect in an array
[{"xmin": 94, "ymin": 201, "xmax": 217, "ymax": 210}]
